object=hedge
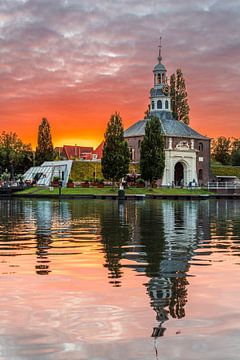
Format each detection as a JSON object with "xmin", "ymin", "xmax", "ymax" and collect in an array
[
  {"xmin": 70, "ymin": 161, "xmax": 141, "ymax": 181},
  {"xmin": 70, "ymin": 161, "xmax": 103, "ymax": 181},
  {"xmin": 211, "ymin": 165, "xmax": 240, "ymax": 178}
]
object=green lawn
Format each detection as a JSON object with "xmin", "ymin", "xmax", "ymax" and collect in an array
[{"xmin": 15, "ymin": 186, "xmax": 211, "ymax": 196}]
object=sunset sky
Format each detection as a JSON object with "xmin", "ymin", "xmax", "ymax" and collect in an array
[{"xmin": 0, "ymin": 0, "xmax": 240, "ymax": 148}]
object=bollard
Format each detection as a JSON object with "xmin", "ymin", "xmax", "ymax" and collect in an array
[{"xmin": 118, "ymin": 189, "xmax": 125, "ymax": 200}]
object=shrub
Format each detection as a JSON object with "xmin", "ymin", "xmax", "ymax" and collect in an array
[{"xmin": 136, "ymin": 178, "xmax": 145, "ymax": 184}]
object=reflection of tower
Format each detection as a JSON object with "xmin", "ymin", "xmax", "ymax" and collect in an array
[
  {"xmin": 147, "ymin": 277, "xmax": 170, "ymax": 338},
  {"xmin": 144, "ymin": 201, "xmax": 200, "ymax": 337}
]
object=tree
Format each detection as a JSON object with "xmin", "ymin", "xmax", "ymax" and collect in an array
[
  {"xmin": 144, "ymin": 104, "xmax": 150, "ymax": 119},
  {"xmin": 231, "ymin": 138, "xmax": 240, "ymax": 166},
  {"xmin": 140, "ymin": 116, "xmax": 165, "ymax": 186},
  {"xmin": 170, "ymin": 69, "xmax": 190, "ymax": 124},
  {"xmin": 212, "ymin": 136, "xmax": 231, "ymax": 165},
  {"xmin": 101, "ymin": 112, "xmax": 130, "ymax": 185},
  {"xmin": 0, "ymin": 132, "xmax": 33, "ymax": 177},
  {"xmin": 35, "ymin": 118, "xmax": 54, "ymax": 165},
  {"xmin": 170, "ymin": 73, "xmax": 177, "ymax": 120}
]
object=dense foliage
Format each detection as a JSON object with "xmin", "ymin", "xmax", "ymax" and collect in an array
[
  {"xmin": 0, "ymin": 132, "xmax": 33, "ymax": 177},
  {"xmin": 170, "ymin": 69, "xmax": 190, "ymax": 124},
  {"xmin": 35, "ymin": 118, "xmax": 54, "ymax": 165},
  {"xmin": 140, "ymin": 116, "xmax": 165, "ymax": 185},
  {"xmin": 211, "ymin": 136, "xmax": 240, "ymax": 166},
  {"xmin": 101, "ymin": 113, "xmax": 130, "ymax": 183},
  {"xmin": 211, "ymin": 136, "xmax": 231, "ymax": 165},
  {"xmin": 231, "ymin": 139, "xmax": 240, "ymax": 166}
]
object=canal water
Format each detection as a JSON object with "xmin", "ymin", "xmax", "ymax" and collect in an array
[{"xmin": 0, "ymin": 199, "xmax": 240, "ymax": 360}]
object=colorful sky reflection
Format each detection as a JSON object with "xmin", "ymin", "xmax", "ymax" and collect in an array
[{"xmin": 0, "ymin": 0, "xmax": 240, "ymax": 148}]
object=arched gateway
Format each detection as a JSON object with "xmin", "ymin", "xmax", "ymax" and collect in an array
[{"xmin": 174, "ymin": 162, "xmax": 184, "ymax": 186}]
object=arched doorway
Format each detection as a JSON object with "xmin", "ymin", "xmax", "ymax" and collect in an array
[{"xmin": 174, "ymin": 162, "xmax": 184, "ymax": 186}]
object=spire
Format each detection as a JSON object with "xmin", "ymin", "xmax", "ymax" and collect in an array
[{"xmin": 158, "ymin": 36, "xmax": 162, "ymax": 63}]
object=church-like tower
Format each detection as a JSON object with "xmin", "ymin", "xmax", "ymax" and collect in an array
[
  {"xmin": 124, "ymin": 39, "xmax": 211, "ymax": 186},
  {"xmin": 150, "ymin": 38, "xmax": 171, "ymax": 114}
]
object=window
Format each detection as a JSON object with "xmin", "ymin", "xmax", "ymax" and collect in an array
[
  {"xmin": 138, "ymin": 140, "xmax": 141, "ymax": 149},
  {"xmin": 165, "ymin": 100, "xmax": 169, "ymax": 109},
  {"xmin": 198, "ymin": 169, "xmax": 203, "ymax": 181},
  {"xmin": 198, "ymin": 142, "xmax": 203, "ymax": 152},
  {"xmin": 157, "ymin": 100, "xmax": 162, "ymax": 109},
  {"xmin": 129, "ymin": 147, "xmax": 134, "ymax": 161},
  {"xmin": 151, "ymin": 101, "xmax": 155, "ymax": 110},
  {"xmin": 157, "ymin": 73, "xmax": 161, "ymax": 84}
]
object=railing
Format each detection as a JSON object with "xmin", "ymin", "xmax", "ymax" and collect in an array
[{"xmin": 207, "ymin": 182, "xmax": 240, "ymax": 190}]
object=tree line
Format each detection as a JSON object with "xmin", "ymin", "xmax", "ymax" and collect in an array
[
  {"xmin": 0, "ymin": 118, "xmax": 54, "ymax": 179},
  {"xmin": 212, "ymin": 137, "xmax": 240, "ymax": 166}
]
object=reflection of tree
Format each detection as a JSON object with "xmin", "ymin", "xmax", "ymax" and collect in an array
[
  {"xmin": 169, "ymin": 276, "xmax": 188, "ymax": 319},
  {"xmin": 139, "ymin": 201, "xmax": 165, "ymax": 277},
  {"xmin": 100, "ymin": 202, "xmax": 131, "ymax": 287},
  {"xmin": 0, "ymin": 199, "xmax": 25, "ymax": 233}
]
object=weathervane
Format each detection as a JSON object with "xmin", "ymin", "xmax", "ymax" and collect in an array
[{"xmin": 158, "ymin": 36, "xmax": 162, "ymax": 63}]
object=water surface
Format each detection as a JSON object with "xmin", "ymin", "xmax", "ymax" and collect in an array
[{"xmin": 0, "ymin": 199, "xmax": 240, "ymax": 359}]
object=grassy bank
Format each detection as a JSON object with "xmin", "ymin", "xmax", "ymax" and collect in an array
[
  {"xmin": 211, "ymin": 165, "xmax": 240, "ymax": 178},
  {"xmin": 15, "ymin": 186, "xmax": 211, "ymax": 196}
]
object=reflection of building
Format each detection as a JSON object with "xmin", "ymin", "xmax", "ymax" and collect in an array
[
  {"xmin": 115, "ymin": 201, "xmax": 204, "ymax": 337},
  {"xmin": 145, "ymin": 201, "xmax": 199, "ymax": 336},
  {"xmin": 124, "ymin": 40, "xmax": 211, "ymax": 186},
  {"xmin": 34, "ymin": 200, "xmax": 71, "ymax": 275}
]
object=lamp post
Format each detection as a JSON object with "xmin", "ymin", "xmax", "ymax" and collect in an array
[{"xmin": 58, "ymin": 166, "xmax": 62, "ymax": 199}]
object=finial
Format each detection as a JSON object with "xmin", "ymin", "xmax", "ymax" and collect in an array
[{"xmin": 158, "ymin": 36, "xmax": 162, "ymax": 63}]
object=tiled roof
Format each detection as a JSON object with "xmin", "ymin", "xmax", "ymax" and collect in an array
[
  {"xmin": 63, "ymin": 145, "xmax": 93, "ymax": 159},
  {"xmin": 124, "ymin": 112, "xmax": 209, "ymax": 140},
  {"xmin": 93, "ymin": 141, "xmax": 104, "ymax": 159}
]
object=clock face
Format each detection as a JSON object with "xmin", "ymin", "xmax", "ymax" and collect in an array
[{"xmin": 162, "ymin": 84, "xmax": 169, "ymax": 96}]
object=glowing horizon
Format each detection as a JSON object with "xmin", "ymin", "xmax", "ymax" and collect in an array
[{"xmin": 0, "ymin": 0, "xmax": 240, "ymax": 148}]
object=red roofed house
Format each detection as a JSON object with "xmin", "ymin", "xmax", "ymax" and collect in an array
[{"xmin": 55, "ymin": 142, "xmax": 104, "ymax": 161}]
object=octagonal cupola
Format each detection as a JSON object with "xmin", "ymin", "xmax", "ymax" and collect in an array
[
  {"xmin": 153, "ymin": 38, "xmax": 167, "ymax": 87},
  {"xmin": 150, "ymin": 38, "xmax": 172, "ymax": 114}
]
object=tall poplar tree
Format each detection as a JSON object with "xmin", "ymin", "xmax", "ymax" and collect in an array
[
  {"xmin": 140, "ymin": 116, "xmax": 165, "ymax": 186},
  {"xmin": 101, "ymin": 112, "xmax": 130, "ymax": 185},
  {"xmin": 170, "ymin": 69, "xmax": 190, "ymax": 125},
  {"xmin": 35, "ymin": 118, "xmax": 54, "ymax": 165},
  {"xmin": 170, "ymin": 73, "xmax": 177, "ymax": 120}
]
